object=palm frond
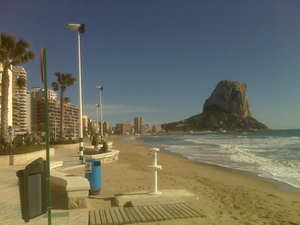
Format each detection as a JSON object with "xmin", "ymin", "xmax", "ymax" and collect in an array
[{"xmin": 15, "ymin": 77, "xmax": 27, "ymax": 88}]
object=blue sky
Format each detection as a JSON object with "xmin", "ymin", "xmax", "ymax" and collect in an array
[{"xmin": 1, "ymin": 0, "xmax": 300, "ymax": 129}]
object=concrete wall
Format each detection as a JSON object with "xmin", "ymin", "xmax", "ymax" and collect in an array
[
  {"xmin": 50, "ymin": 143, "xmax": 78, "ymax": 149},
  {"xmin": 0, "ymin": 148, "xmax": 55, "ymax": 166}
]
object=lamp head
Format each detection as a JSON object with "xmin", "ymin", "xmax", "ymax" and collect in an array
[
  {"xmin": 95, "ymin": 86, "xmax": 103, "ymax": 90},
  {"xmin": 66, "ymin": 24, "xmax": 85, "ymax": 34},
  {"xmin": 94, "ymin": 104, "xmax": 100, "ymax": 107}
]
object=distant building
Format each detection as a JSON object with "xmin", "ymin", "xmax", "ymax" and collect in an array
[
  {"xmin": 115, "ymin": 124, "xmax": 121, "ymax": 134},
  {"xmin": 134, "ymin": 117, "xmax": 144, "ymax": 134},
  {"xmin": 12, "ymin": 66, "xmax": 29, "ymax": 133},
  {"xmin": 152, "ymin": 124, "xmax": 162, "ymax": 133},
  {"xmin": 36, "ymin": 98, "xmax": 79, "ymax": 139},
  {"xmin": 82, "ymin": 115, "xmax": 88, "ymax": 136},
  {"xmin": 30, "ymin": 87, "xmax": 58, "ymax": 127},
  {"xmin": 116, "ymin": 123, "xmax": 134, "ymax": 135},
  {"xmin": 141, "ymin": 124, "xmax": 151, "ymax": 135},
  {"xmin": 87, "ymin": 118, "xmax": 93, "ymax": 136},
  {"xmin": 0, "ymin": 64, "xmax": 85, "ymax": 139},
  {"xmin": 103, "ymin": 121, "xmax": 109, "ymax": 131},
  {"xmin": 111, "ymin": 126, "xmax": 116, "ymax": 135}
]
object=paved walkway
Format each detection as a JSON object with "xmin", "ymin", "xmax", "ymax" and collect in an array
[
  {"xmin": 0, "ymin": 146, "xmax": 203, "ymax": 225},
  {"xmin": 0, "ymin": 146, "xmax": 88, "ymax": 225}
]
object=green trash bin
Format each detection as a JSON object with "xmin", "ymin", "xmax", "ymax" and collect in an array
[{"xmin": 16, "ymin": 157, "xmax": 47, "ymax": 222}]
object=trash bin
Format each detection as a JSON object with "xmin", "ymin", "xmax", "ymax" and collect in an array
[
  {"xmin": 85, "ymin": 158, "xmax": 101, "ymax": 195},
  {"xmin": 16, "ymin": 157, "xmax": 47, "ymax": 222}
]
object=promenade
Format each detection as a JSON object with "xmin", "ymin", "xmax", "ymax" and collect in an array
[
  {"xmin": 0, "ymin": 146, "xmax": 89, "ymax": 225},
  {"xmin": 2, "ymin": 137, "xmax": 297, "ymax": 225},
  {"xmin": 0, "ymin": 144, "xmax": 203, "ymax": 225}
]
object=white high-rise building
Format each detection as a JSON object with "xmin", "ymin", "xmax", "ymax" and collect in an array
[
  {"xmin": 12, "ymin": 66, "xmax": 28, "ymax": 133},
  {"xmin": 134, "ymin": 117, "xmax": 144, "ymax": 134}
]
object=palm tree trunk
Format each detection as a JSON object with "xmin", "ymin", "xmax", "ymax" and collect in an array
[{"xmin": 1, "ymin": 64, "xmax": 11, "ymax": 146}]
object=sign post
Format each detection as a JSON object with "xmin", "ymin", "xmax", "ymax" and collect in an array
[{"xmin": 40, "ymin": 47, "xmax": 52, "ymax": 225}]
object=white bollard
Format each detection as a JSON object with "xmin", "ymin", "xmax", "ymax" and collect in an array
[{"xmin": 148, "ymin": 148, "xmax": 162, "ymax": 195}]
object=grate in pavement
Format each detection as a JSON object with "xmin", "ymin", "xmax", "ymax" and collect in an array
[{"xmin": 89, "ymin": 203, "xmax": 201, "ymax": 225}]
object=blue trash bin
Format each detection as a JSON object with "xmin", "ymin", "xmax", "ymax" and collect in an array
[{"xmin": 85, "ymin": 158, "xmax": 101, "ymax": 195}]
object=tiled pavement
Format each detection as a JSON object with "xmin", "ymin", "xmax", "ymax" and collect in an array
[{"xmin": 0, "ymin": 147, "xmax": 89, "ymax": 225}]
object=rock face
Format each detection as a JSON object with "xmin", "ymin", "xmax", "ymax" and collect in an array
[
  {"xmin": 161, "ymin": 80, "xmax": 270, "ymax": 132},
  {"xmin": 203, "ymin": 80, "xmax": 251, "ymax": 117}
]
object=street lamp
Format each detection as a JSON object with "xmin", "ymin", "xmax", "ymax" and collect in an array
[
  {"xmin": 95, "ymin": 86, "xmax": 103, "ymax": 138},
  {"xmin": 93, "ymin": 104, "xmax": 99, "ymax": 134},
  {"xmin": 54, "ymin": 102, "xmax": 58, "ymax": 140},
  {"xmin": 66, "ymin": 23, "xmax": 85, "ymax": 163},
  {"xmin": 73, "ymin": 110, "xmax": 77, "ymax": 138}
]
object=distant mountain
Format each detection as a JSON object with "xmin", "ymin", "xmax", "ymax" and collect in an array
[{"xmin": 162, "ymin": 80, "xmax": 270, "ymax": 132}]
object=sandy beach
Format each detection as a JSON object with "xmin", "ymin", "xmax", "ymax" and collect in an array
[{"xmin": 67, "ymin": 136, "xmax": 300, "ymax": 225}]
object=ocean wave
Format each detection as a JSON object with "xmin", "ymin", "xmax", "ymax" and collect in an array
[
  {"xmin": 132, "ymin": 130, "xmax": 300, "ymax": 189},
  {"xmin": 228, "ymin": 147, "xmax": 300, "ymax": 187},
  {"xmin": 120, "ymin": 136, "xmax": 137, "ymax": 142}
]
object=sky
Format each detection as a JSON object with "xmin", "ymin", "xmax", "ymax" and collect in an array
[{"xmin": 1, "ymin": 0, "xmax": 300, "ymax": 129}]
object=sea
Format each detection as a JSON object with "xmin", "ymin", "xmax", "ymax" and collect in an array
[{"xmin": 122, "ymin": 129, "xmax": 300, "ymax": 191}]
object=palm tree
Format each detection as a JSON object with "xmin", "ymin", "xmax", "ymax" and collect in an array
[
  {"xmin": 0, "ymin": 32, "xmax": 35, "ymax": 147},
  {"xmin": 52, "ymin": 72, "xmax": 76, "ymax": 140},
  {"xmin": 15, "ymin": 77, "xmax": 27, "ymax": 88}
]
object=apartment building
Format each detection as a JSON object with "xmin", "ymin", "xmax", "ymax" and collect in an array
[
  {"xmin": 29, "ymin": 87, "xmax": 58, "ymax": 129},
  {"xmin": 140, "ymin": 124, "xmax": 152, "ymax": 135},
  {"xmin": 0, "ymin": 64, "xmax": 86, "ymax": 138},
  {"xmin": 36, "ymin": 97, "xmax": 79, "ymax": 139},
  {"xmin": 12, "ymin": 66, "xmax": 29, "ymax": 133},
  {"xmin": 152, "ymin": 124, "xmax": 162, "ymax": 133},
  {"xmin": 103, "ymin": 121, "xmax": 109, "ymax": 133},
  {"xmin": 83, "ymin": 115, "xmax": 88, "ymax": 135},
  {"xmin": 134, "ymin": 117, "xmax": 144, "ymax": 134},
  {"xmin": 116, "ymin": 123, "xmax": 134, "ymax": 135}
]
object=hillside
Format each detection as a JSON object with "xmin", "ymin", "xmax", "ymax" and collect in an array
[
  {"xmin": 162, "ymin": 80, "xmax": 270, "ymax": 132},
  {"xmin": 162, "ymin": 111, "xmax": 270, "ymax": 132}
]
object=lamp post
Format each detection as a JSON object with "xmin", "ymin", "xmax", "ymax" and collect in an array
[
  {"xmin": 95, "ymin": 86, "xmax": 103, "ymax": 138},
  {"xmin": 54, "ymin": 103, "xmax": 57, "ymax": 140},
  {"xmin": 66, "ymin": 23, "xmax": 85, "ymax": 163},
  {"xmin": 73, "ymin": 110, "xmax": 76, "ymax": 138},
  {"xmin": 93, "ymin": 104, "xmax": 99, "ymax": 134}
]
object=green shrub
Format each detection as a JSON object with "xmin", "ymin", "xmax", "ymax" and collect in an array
[
  {"xmin": 0, "ymin": 140, "xmax": 80, "ymax": 155},
  {"xmin": 0, "ymin": 144, "xmax": 47, "ymax": 155}
]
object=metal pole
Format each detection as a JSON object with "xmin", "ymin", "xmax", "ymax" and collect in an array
[
  {"xmin": 41, "ymin": 48, "xmax": 52, "ymax": 224},
  {"xmin": 100, "ymin": 90, "xmax": 103, "ymax": 138},
  {"xmin": 97, "ymin": 106, "xmax": 99, "ymax": 134},
  {"xmin": 95, "ymin": 104, "xmax": 99, "ymax": 134},
  {"xmin": 73, "ymin": 110, "xmax": 75, "ymax": 137},
  {"xmin": 77, "ymin": 32, "xmax": 84, "ymax": 163},
  {"xmin": 54, "ymin": 103, "xmax": 56, "ymax": 140}
]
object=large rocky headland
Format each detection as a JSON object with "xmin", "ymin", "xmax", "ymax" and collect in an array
[{"xmin": 162, "ymin": 80, "xmax": 270, "ymax": 132}]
